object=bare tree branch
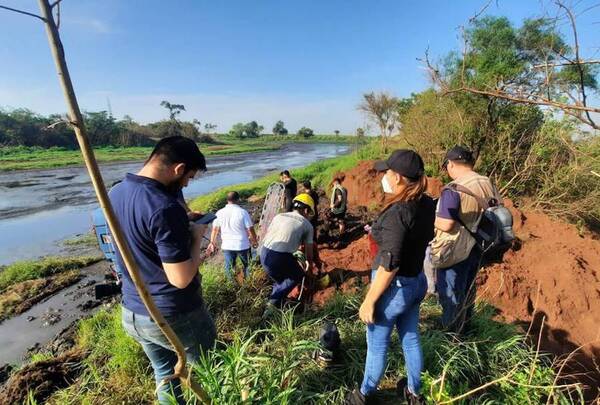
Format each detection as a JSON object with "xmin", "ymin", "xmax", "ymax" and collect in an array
[
  {"xmin": 556, "ymin": 0, "xmax": 596, "ymax": 127},
  {"xmin": 445, "ymin": 86, "xmax": 600, "ymax": 114},
  {"xmin": 469, "ymin": 0, "xmax": 497, "ymax": 23},
  {"xmin": 532, "ymin": 59, "xmax": 600, "ymax": 68},
  {"xmin": 50, "ymin": 0, "xmax": 64, "ymax": 8},
  {"xmin": 0, "ymin": 5, "xmax": 46, "ymax": 21}
]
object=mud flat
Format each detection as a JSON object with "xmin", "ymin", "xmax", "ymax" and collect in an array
[{"xmin": 0, "ymin": 261, "xmax": 110, "ymax": 366}]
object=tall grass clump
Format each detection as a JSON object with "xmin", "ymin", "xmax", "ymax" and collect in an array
[
  {"xmin": 0, "ymin": 256, "xmax": 99, "ymax": 292},
  {"xmin": 47, "ymin": 307, "xmax": 154, "ymax": 404}
]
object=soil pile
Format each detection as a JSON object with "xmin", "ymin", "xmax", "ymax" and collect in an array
[
  {"xmin": 479, "ymin": 207, "xmax": 600, "ymax": 374},
  {"xmin": 0, "ymin": 349, "xmax": 86, "ymax": 404},
  {"xmin": 331, "ymin": 160, "xmax": 443, "ymax": 209}
]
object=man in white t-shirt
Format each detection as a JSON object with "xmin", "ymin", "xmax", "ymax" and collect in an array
[{"xmin": 207, "ymin": 191, "xmax": 258, "ymax": 280}]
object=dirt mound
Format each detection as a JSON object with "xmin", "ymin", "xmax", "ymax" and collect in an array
[
  {"xmin": 319, "ymin": 235, "xmax": 372, "ymax": 273},
  {"xmin": 334, "ymin": 160, "xmax": 444, "ymax": 209},
  {"xmin": 0, "ymin": 349, "xmax": 86, "ymax": 404},
  {"xmin": 478, "ymin": 207, "xmax": 600, "ymax": 393}
]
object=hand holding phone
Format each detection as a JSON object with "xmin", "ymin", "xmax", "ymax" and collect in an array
[{"xmin": 193, "ymin": 212, "xmax": 217, "ymax": 225}]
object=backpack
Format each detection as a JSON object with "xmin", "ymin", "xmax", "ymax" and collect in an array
[{"xmin": 447, "ymin": 184, "xmax": 515, "ymax": 259}]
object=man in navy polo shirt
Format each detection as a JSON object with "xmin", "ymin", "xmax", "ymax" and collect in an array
[{"xmin": 110, "ymin": 136, "xmax": 216, "ymax": 405}]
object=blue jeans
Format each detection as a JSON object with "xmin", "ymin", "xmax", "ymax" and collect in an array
[
  {"xmin": 436, "ymin": 248, "xmax": 482, "ymax": 330},
  {"xmin": 121, "ymin": 305, "xmax": 216, "ymax": 405},
  {"xmin": 260, "ymin": 247, "xmax": 304, "ymax": 306},
  {"xmin": 361, "ymin": 271, "xmax": 427, "ymax": 396},
  {"xmin": 223, "ymin": 249, "xmax": 251, "ymax": 280}
]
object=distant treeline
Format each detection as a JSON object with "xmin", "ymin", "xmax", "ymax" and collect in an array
[
  {"xmin": 0, "ymin": 108, "xmax": 357, "ymax": 149},
  {"xmin": 0, "ymin": 109, "xmax": 215, "ymax": 148}
]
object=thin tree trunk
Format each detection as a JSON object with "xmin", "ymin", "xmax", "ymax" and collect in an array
[{"xmin": 36, "ymin": 1, "xmax": 210, "ymax": 402}]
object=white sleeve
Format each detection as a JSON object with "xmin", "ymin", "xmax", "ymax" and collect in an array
[
  {"xmin": 213, "ymin": 211, "xmax": 221, "ymax": 227},
  {"xmin": 243, "ymin": 210, "xmax": 253, "ymax": 228}
]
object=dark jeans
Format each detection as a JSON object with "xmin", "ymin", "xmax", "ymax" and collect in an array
[
  {"xmin": 260, "ymin": 247, "xmax": 304, "ymax": 306},
  {"xmin": 436, "ymin": 247, "xmax": 482, "ymax": 331},
  {"xmin": 360, "ymin": 271, "xmax": 427, "ymax": 396},
  {"xmin": 121, "ymin": 305, "xmax": 216, "ymax": 405},
  {"xmin": 223, "ymin": 248, "xmax": 251, "ymax": 280}
]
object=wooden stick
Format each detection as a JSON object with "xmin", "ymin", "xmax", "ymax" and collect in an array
[{"xmin": 36, "ymin": 1, "xmax": 210, "ymax": 402}]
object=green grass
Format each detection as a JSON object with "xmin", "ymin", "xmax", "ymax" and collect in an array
[
  {"xmin": 188, "ymin": 140, "xmax": 382, "ymax": 213},
  {"xmin": 0, "ymin": 256, "xmax": 100, "ymax": 293},
  {"xmin": 47, "ymin": 307, "xmax": 154, "ymax": 404},
  {"xmin": 43, "ymin": 264, "xmax": 581, "ymax": 404},
  {"xmin": 0, "ymin": 143, "xmax": 282, "ymax": 171},
  {"xmin": 62, "ymin": 233, "xmax": 98, "ymax": 248}
]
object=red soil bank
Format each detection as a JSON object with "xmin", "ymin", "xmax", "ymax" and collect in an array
[
  {"xmin": 319, "ymin": 235, "xmax": 372, "ymax": 273},
  {"xmin": 479, "ymin": 207, "xmax": 600, "ymax": 373},
  {"xmin": 334, "ymin": 160, "xmax": 443, "ymax": 209}
]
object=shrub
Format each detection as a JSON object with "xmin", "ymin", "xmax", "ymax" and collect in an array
[{"xmin": 297, "ymin": 127, "xmax": 314, "ymax": 138}]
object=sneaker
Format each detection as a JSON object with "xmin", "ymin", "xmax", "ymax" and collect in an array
[
  {"xmin": 344, "ymin": 389, "xmax": 369, "ymax": 405},
  {"xmin": 312, "ymin": 347, "xmax": 334, "ymax": 368},
  {"xmin": 396, "ymin": 378, "xmax": 424, "ymax": 405}
]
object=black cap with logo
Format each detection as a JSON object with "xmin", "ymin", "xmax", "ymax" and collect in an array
[
  {"xmin": 442, "ymin": 145, "xmax": 474, "ymax": 168},
  {"xmin": 373, "ymin": 149, "xmax": 425, "ymax": 180}
]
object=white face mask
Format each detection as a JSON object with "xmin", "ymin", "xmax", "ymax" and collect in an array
[{"xmin": 381, "ymin": 175, "xmax": 393, "ymax": 194}]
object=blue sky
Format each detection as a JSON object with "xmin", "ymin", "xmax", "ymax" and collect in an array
[{"xmin": 0, "ymin": 0, "xmax": 598, "ymax": 133}]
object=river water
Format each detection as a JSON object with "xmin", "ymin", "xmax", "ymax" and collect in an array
[{"xmin": 0, "ymin": 143, "xmax": 350, "ymax": 265}]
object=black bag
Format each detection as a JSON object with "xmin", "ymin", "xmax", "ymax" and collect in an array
[{"xmin": 447, "ymin": 184, "xmax": 515, "ymax": 259}]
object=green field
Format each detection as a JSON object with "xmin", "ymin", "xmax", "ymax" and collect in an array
[
  {"xmin": 0, "ymin": 135, "xmax": 360, "ymax": 171},
  {"xmin": 0, "ymin": 143, "xmax": 277, "ymax": 171}
]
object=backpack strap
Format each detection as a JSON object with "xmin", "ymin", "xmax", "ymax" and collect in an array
[
  {"xmin": 445, "ymin": 183, "xmax": 491, "ymax": 209},
  {"xmin": 443, "ymin": 183, "xmax": 485, "ymax": 239}
]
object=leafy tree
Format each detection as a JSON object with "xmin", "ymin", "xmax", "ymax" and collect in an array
[
  {"xmin": 429, "ymin": 13, "xmax": 599, "ymax": 129},
  {"xmin": 334, "ymin": 130, "xmax": 340, "ymax": 136},
  {"xmin": 229, "ymin": 123, "xmax": 246, "ymax": 138},
  {"xmin": 358, "ymin": 92, "xmax": 399, "ymax": 151},
  {"xmin": 204, "ymin": 123, "xmax": 217, "ymax": 134},
  {"xmin": 273, "ymin": 120, "xmax": 288, "ymax": 136},
  {"xmin": 356, "ymin": 127, "xmax": 365, "ymax": 138},
  {"xmin": 229, "ymin": 121, "xmax": 264, "ymax": 138},
  {"xmin": 244, "ymin": 121, "xmax": 263, "ymax": 138},
  {"xmin": 160, "ymin": 100, "xmax": 186, "ymax": 120},
  {"xmin": 297, "ymin": 127, "xmax": 314, "ymax": 138}
]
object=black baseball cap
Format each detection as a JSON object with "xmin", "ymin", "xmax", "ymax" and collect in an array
[
  {"xmin": 374, "ymin": 149, "xmax": 425, "ymax": 180},
  {"xmin": 442, "ymin": 145, "xmax": 474, "ymax": 168}
]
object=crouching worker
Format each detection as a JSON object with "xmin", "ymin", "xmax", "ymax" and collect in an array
[
  {"xmin": 346, "ymin": 150, "xmax": 435, "ymax": 405},
  {"xmin": 260, "ymin": 193, "xmax": 315, "ymax": 309},
  {"xmin": 110, "ymin": 136, "xmax": 216, "ymax": 405}
]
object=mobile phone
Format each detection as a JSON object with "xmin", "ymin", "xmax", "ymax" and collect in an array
[{"xmin": 193, "ymin": 212, "xmax": 217, "ymax": 225}]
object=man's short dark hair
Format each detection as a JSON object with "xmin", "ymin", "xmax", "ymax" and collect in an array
[
  {"xmin": 148, "ymin": 136, "xmax": 206, "ymax": 172},
  {"xmin": 302, "ymin": 180, "xmax": 312, "ymax": 190},
  {"xmin": 280, "ymin": 170, "xmax": 291, "ymax": 177},
  {"xmin": 227, "ymin": 191, "xmax": 240, "ymax": 203}
]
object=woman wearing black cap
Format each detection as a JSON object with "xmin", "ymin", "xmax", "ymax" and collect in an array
[{"xmin": 345, "ymin": 150, "xmax": 435, "ymax": 405}]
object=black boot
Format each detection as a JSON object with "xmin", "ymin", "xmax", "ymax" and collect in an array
[
  {"xmin": 344, "ymin": 388, "xmax": 373, "ymax": 405},
  {"xmin": 396, "ymin": 378, "xmax": 424, "ymax": 405}
]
